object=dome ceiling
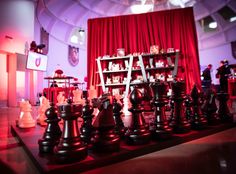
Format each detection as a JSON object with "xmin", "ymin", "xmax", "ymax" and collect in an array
[{"xmin": 36, "ymin": 0, "xmax": 236, "ymax": 50}]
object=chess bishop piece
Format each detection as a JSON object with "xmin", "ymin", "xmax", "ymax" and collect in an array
[
  {"xmin": 80, "ymin": 99, "xmax": 94, "ymax": 144},
  {"xmin": 190, "ymin": 85, "xmax": 208, "ymax": 129},
  {"xmin": 217, "ymin": 92, "xmax": 233, "ymax": 122},
  {"xmin": 38, "ymin": 103, "xmax": 62, "ymax": 153},
  {"xmin": 169, "ymin": 80, "xmax": 191, "ymax": 133},
  {"xmin": 37, "ymin": 96, "xmax": 50, "ymax": 126},
  {"xmin": 113, "ymin": 98, "xmax": 126, "ymax": 138},
  {"xmin": 54, "ymin": 99, "xmax": 87, "ymax": 163},
  {"xmin": 91, "ymin": 95, "xmax": 120, "ymax": 152},
  {"xmin": 150, "ymin": 80, "xmax": 172, "ymax": 140},
  {"xmin": 125, "ymin": 86, "xmax": 150, "ymax": 145},
  {"xmin": 18, "ymin": 100, "xmax": 36, "ymax": 128},
  {"xmin": 201, "ymin": 89, "xmax": 220, "ymax": 125}
]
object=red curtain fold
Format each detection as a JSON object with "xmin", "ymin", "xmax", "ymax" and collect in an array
[{"xmin": 87, "ymin": 7, "xmax": 201, "ymax": 94}]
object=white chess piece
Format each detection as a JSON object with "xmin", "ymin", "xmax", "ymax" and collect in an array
[
  {"xmin": 57, "ymin": 91, "xmax": 66, "ymax": 105},
  {"xmin": 18, "ymin": 100, "xmax": 36, "ymax": 128},
  {"xmin": 73, "ymin": 89, "xmax": 85, "ymax": 105},
  {"xmin": 37, "ymin": 96, "xmax": 50, "ymax": 126},
  {"xmin": 122, "ymin": 95, "xmax": 132, "ymax": 127}
]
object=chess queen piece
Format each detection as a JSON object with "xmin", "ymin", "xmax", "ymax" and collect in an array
[
  {"xmin": 54, "ymin": 99, "xmax": 87, "ymax": 163},
  {"xmin": 217, "ymin": 92, "xmax": 232, "ymax": 122},
  {"xmin": 18, "ymin": 100, "xmax": 36, "ymax": 128},
  {"xmin": 91, "ymin": 95, "xmax": 120, "ymax": 152},
  {"xmin": 190, "ymin": 85, "xmax": 208, "ymax": 129},
  {"xmin": 38, "ymin": 103, "xmax": 62, "ymax": 153},
  {"xmin": 125, "ymin": 86, "xmax": 150, "ymax": 145},
  {"xmin": 150, "ymin": 80, "xmax": 172, "ymax": 140},
  {"xmin": 80, "ymin": 99, "xmax": 94, "ymax": 144},
  {"xmin": 37, "ymin": 96, "xmax": 50, "ymax": 126},
  {"xmin": 201, "ymin": 88, "xmax": 220, "ymax": 125},
  {"xmin": 113, "ymin": 98, "xmax": 126, "ymax": 138},
  {"xmin": 169, "ymin": 80, "xmax": 191, "ymax": 133}
]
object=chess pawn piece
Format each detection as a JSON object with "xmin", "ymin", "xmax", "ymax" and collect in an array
[
  {"xmin": 217, "ymin": 92, "xmax": 233, "ymax": 122},
  {"xmin": 125, "ymin": 86, "xmax": 150, "ymax": 145},
  {"xmin": 80, "ymin": 99, "xmax": 94, "ymax": 144},
  {"xmin": 169, "ymin": 80, "xmax": 191, "ymax": 133},
  {"xmin": 57, "ymin": 91, "xmax": 66, "ymax": 105},
  {"xmin": 54, "ymin": 99, "xmax": 87, "ymax": 163},
  {"xmin": 37, "ymin": 96, "xmax": 50, "ymax": 126},
  {"xmin": 113, "ymin": 98, "xmax": 126, "ymax": 138},
  {"xmin": 122, "ymin": 95, "xmax": 132, "ymax": 127},
  {"xmin": 73, "ymin": 88, "xmax": 85, "ymax": 105},
  {"xmin": 201, "ymin": 88, "xmax": 220, "ymax": 125},
  {"xmin": 18, "ymin": 100, "xmax": 36, "ymax": 128},
  {"xmin": 190, "ymin": 85, "xmax": 208, "ymax": 129},
  {"xmin": 91, "ymin": 96, "xmax": 120, "ymax": 152},
  {"xmin": 38, "ymin": 102, "xmax": 62, "ymax": 153},
  {"xmin": 184, "ymin": 95, "xmax": 193, "ymax": 121},
  {"xmin": 150, "ymin": 81, "xmax": 172, "ymax": 140}
]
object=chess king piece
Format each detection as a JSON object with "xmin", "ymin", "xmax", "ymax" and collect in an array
[
  {"xmin": 54, "ymin": 99, "xmax": 87, "ymax": 163},
  {"xmin": 91, "ymin": 94, "xmax": 120, "ymax": 152},
  {"xmin": 113, "ymin": 98, "xmax": 126, "ymax": 138},
  {"xmin": 38, "ymin": 103, "xmax": 62, "ymax": 153},
  {"xmin": 169, "ymin": 80, "xmax": 191, "ymax": 133},
  {"xmin": 18, "ymin": 100, "xmax": 36, "ymax": 128},
  {"xmin": 190, "ymin": 85, "xmax": 208, "ymax": 129},
  {"xmin": 37, "ymin": 96, "xmax": 50, "ymax": 126},
  {"xmin": 201, "ymin": 88, "xmax": 220, "ymax": 125},
  {"xmin": 150, "ymin": 80, "xmax": 172, "ymax": 140},
  {"xmin": 125, "ymin": 86, "xmax": 150, "ymax": 145},
  {"xmin": 184, "ymin": 95, "xmax": 193, "ymax": 121},
  {"xmin": 80, "ymin": 99, "xmax": 94, "ymax": 144},
  {"xmin": 217, "ymin": 92, "xmax": 233, "ymax": 122}
]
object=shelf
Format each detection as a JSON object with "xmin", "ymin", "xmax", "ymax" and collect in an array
[
  {"xmin": 145, "ymin": 66, "xmax": 174, "ymax": 71},
  {"xmin": 97, "ymin": 83, "xmax": 126, "ymax": 87},
  {"xmin": 102, "ymin": 69, "xmax": 129, "ymax": 73}
]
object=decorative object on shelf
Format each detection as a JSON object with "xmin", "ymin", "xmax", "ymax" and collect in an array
[
  {"xmin": 80, "ymin": 99, "xmax": 94, "ymax": 144},
  {"xmin": 167, "ymin": 48, "xmax": 175, "ymax": 53},
  {"xmin": 91, "ymin": 94, "xmax": 120, "ymax": 152},
  {"xmin": 54, "ymin": 99, "xmax": 87, "ymax": 163},
  {"xmin": 150, "ymin": 80, "xmax": 172, "ymax": 139},
  {"xmin": 155, "ymin": 60, "xmax": 164, "ymax": 68},
  {"xmin": 125, "ymin": 86, "xmax": 150, "ymax": 145},
  {"xmin": 38, "ymin": 102, "xmax": 62, "ymax": 153},
  {"xmin": 37, "ymin": 95, "xmax": 50, "ymax": 126},
  {"xmin": 149, "ymin": 58, "xmax": 154, "ymax": 68},
  {"xmin": 217, "ymin": 92, "xmax": 233, "ymax": 122},
  {"xmin": 201, "ymin": 88, "xmax": 220, "ymax": 125},
  {"xmin": 150, "ymin": 45, "xmax": 159, "ymax": 54},
  {"xmin": 117, "ymin": 48, "xmax": 125, "ymax": 57},
  {"xmin": 169, "ymin": 80, "xmax": 191, "ymax": 133},
  {"xmin": 18, "ymin": 100, "xmax": 36, "ymax": 128},
  {"xmin": 190, "ymin": 85, "xmax": 208, "ymax": 130}
]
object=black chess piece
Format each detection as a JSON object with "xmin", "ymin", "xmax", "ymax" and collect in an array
[
  {"xmin": 113, "ymin": 98, "xmax": 126, "ymax": 138},
  {"xmin": 201, "ymin": 88, "xmax": 220, "ymax": 125},
  {"xmin": 80, "ymin": 99, "xmax": 94, "ymax": 144},
  {"xmin": 38, "ymin": 102, "xmax": 62, "ymax": 153},
  {"xmin": 169, "ymin": 80, "xmax": 191, "ymax": 133},
  {"xmin": 150, "ymin": 80, "xmax": 172, "ymax": 140},
  {"xmin": 217, "ymin": 92, "xmax": 233, "ymax": 122},
  {"xmin": 168, "ymin": 98, "xmax": 175, "ymax": 123},
  {"xmin": 184, "ymin": 95, "xmax": 193, "ymax": 121},
  {"xmin": 125, "ymin": 86, "xmax": 150, "ymax": 145},
  {"xmin": 91, "ymin": 95, "xmax": 120, "ymax": 152},
  {"xmin": 190, "ymin": 85, "xmax": 208, "ymax": 129},
  {"xmin": 54, "ymin": 99, "xmax": 87, "ymax": 163}
]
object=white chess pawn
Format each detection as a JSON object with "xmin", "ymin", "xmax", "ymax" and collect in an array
[
  {"xmin": 122, "ymin": 95, "xmax": 132, "ymax": 127},
  {"xmin": 37, "ymin": 96, "xmax": 50, "ymax": 126},
  {"xmin": 57, "ymin": 91, "xmax": 66, "ymax": 105},
  {"xmin": 73, "ymin": 89, "xmax": 84, "ymax": 104},
  {"xmin": 18, "ymin": 100, "xmax": 36, "ymax": 128}
]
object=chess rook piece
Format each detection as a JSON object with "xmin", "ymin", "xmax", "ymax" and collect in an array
[
  {"xmin": 190, "ymin": 85, "xmax": 208, "ymax": 129},
  {"xmin": 184, "ymin": 95, "xmax": 193, "ymax": 121},
  {"xmin": 201, "ymin": 88, "xmax": 220, "ymax": 125},
  {"xmin": 54, "ymin": 99, "xmax": 87, "ymax": 163},
  {"xmin": 18, "ymin": 100, "xmax": 36, "ymax": 128},
  {"xmin": 80, "ymin": 99, "xmax": 94, "ymax": 144},
  {"xmin": 38, "ymin": 102, "xmax": 62, "ymax": 153},
  {"xmin": 91, "ymin": 95, "xmax": 120, "ymax": 152},
  {"xmin": 169, "ymin": 80, "xmax": 191, "ymax": 133},
  {"xmin": 150, "ymin": 81, "xmax": 172, "ymax": 140},
  {"xmin": 217, "ymin": 92, "xmax": 233, "ymax": 122},
  {"xmin": 125, "ymin": 86, "xmax": 150, "ymax": 145},
  {"xmin": 113, "ymin": 98, "xmax": 126, "ymax": 138}
]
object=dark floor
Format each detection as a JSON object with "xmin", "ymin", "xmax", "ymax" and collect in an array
[{"xmin": 0, "ymin": 103, "xmax": 236, "ymax": 174}]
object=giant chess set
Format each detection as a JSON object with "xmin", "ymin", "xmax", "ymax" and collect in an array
[{"xmin": 11, "ymin": 79, "xmax": 235, "ymax": 174}]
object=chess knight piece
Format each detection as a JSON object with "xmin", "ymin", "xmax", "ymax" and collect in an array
[
  {"xmin": 217, "ymin": 92, "xmax": 233, "ymax": 122},
  {"xmin": 125, "ymin": 86, "xmax": 150, "ymax": 145},
  {"xmin": 37, "ymin": 95, "xmax": 50, "ymax": 126},
  {"xmin": 54, "ymin": 99, "xmax": 87, "ymax": 163},
  {"xmin": 38, "ymin": 103, "xmax": 62, "ymax": 153},
  {"xmin": 91, "ymin": 94, "xmax": 120, "ymax": 152},
  {"xmin": 169, "ymin": 80, "xmax": 191, "ymax": 133},
  {"xmin": 80, "ymin": 99, "xmax": 94, "ymax": 144},
  {"xmin": 18, "ymin": 100, "xmax": 36, "ymax": 128},
  {"xmin": 190, "ymin": 85, "xmax": 208, "ymax": 129},
  {"xmin": 201, "ymin": 88, "xmax": 220, "ymax": 125},
  {"xmin": 150, "ymin": 80, "xmax": 172, "ymax": 139}
]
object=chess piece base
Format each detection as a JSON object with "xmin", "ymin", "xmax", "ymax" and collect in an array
[{"xmin": 125, "ymin": 128, "xmax": 150, "ymax": 145}]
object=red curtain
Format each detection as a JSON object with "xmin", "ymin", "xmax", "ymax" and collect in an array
[{"xmin": 87, "ymin": 7, "xmax": 201, "ymax": 94}]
